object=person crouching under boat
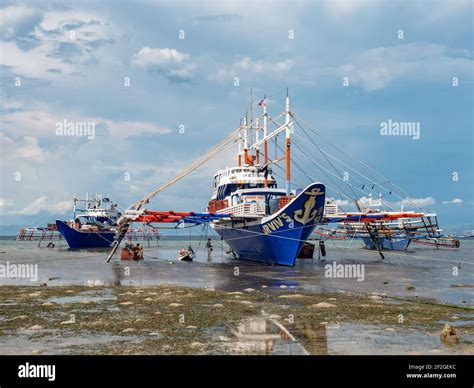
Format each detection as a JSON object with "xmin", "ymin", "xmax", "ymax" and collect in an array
[
  {"xmin": 178, "ymin": 246, "xmax": 195, "ymax": 261},
  {"xmin": 133, "ymin": 243, "xmax": 143, "ymax": 261}
]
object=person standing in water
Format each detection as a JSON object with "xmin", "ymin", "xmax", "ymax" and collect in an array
[{"xmin": 206, "ymin": 238, "xmax": 213, "ymax": 261}]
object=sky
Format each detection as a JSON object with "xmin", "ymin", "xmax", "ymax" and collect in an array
[{"xmin": 0, "ymin": 0, "xmax": 473, "ymax": 234}]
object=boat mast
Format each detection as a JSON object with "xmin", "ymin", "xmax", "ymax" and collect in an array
[
  {"xmin": 255, "ymin": 117, "xmax": 260, "ymax": 164},
  {"xmin": 263, "ymin": 97, "xmax": 268, "ymax": 163},
  {"xmin": 285, "ymin": 89, "xmax": 291, "ymax": 196},
  {"xmin": 243, "ymin": 116, "xmax": 249, "ymax": 165},
  {"xmin": 73, "ymin": 193, "xmax": 77, "ymax": 220},
  {"xmin": 238, "ymin": 119, "xmax": 242, "ymax": 166}
]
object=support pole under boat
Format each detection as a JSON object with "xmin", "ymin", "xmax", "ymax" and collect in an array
[
  {"xmin": 106, "ymin": 223, "xmax": 131, "ymax": 263},
  {"xmin": 354, "ymin": 199, "xmax": 385, "ymax": 260}
]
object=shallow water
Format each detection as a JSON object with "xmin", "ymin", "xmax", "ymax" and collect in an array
[{"xmin": 0, "ymin": 238, "xmax": 472, "ymax": 306}]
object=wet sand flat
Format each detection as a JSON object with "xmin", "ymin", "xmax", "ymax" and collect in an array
[
  {"xmin": 1, "ymin": 284, "xmax": 472, "ymax": 355},
  {"xmin": 0, "ymin": 239, "xmax": 473, "ymax": 354}
]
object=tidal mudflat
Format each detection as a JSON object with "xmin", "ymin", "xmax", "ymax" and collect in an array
[{"xmin": 1, "ymin": 284, "xmax": 472, "ymax": 355}]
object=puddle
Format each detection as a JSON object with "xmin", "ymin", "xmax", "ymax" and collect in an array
[
  {"xmin": 325, "ymin": 323, "xmax": 472, "ymax": 355},
  {"xmin": 222, "ymin": 316, "xmax": 311, "ymax": 355},
  {"xmin": 49, "ymin": 289, "xmax": 117, "ymax": 305}
]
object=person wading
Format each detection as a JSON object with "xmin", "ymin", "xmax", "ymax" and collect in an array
[{"xmin": 206, "ymin": 238, "xmax": 213, "ymax": 261}]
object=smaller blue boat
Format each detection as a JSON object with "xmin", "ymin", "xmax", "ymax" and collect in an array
[
  {"xmin": 56, "ymin": 220, "xmax": 115, "ymax": 248},
  {"xmin": 362, "ymin": 236, "xmax": 411, "ymax": 251},
  {"xmin": 56, "ymin": 194, "xmax": 119, "ymax": 249}
]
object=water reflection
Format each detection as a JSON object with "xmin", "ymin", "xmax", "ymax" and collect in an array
[{"xmin": 228, "ymin": 316, "xmax": 328, "ymax": 355}]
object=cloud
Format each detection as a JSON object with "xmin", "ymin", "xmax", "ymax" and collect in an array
[
  {"xmin": 102, "ymin": 120, "xmax": 172, "ymax": 138},
  {"xmin": 0, "ymin": 5, "xmax": 43, "ymax": 41},
  {"xmin": 0, "ymin": 133, "xmax": 48, "ymax": 161},
  {"xmin": 1, "ymin": 100, "xmax": 172, "ymax": 140},
  {"xmin": 131, "ymin": 47, "xmax": 195, "ymax": 82},
  {"xmin": 12, "ymin": 196, "xmax": 71, "ymax": 216},
  {"xmin": 49, "ymin": 41, "xmax": 83, "ymax": 59},
  {"xmin": 334, "ymin": 43, "xmax": 473, "ymax": 91},
  {"xmin": 333, "ymin": 199, "xmax": 352, "ymax": 207},
  {"xmin": 16, "ymin": 136, "xmax": 44, "ymax": 158},
  {"xmin": 0, "ymin": 7, "xmax": 115, "ymax": 79},
  {"xmin": 210, "ymin": 56, "xmax": 294, "ymax": 83},
  {"xmin": 397, "ymin": 197, "xmax": 436, "ymax": 208},
  {"xmin": 442, "ymin": 198, "xmax": 463, "ymax": 205}
]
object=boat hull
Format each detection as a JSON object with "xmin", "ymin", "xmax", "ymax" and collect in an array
[
  {"xmin": 55, "ymin": 220, "xmax": 115, "ymax": 249},
  {"xmin": 213, "ymin": 183, "xmax": 326, "ymax": 266},
  {"xmin": 362, "ymin": 236, "xmax": 411, "ymax": 251}
]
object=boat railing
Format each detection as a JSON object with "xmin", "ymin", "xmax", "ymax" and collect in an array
[
  {"xmin": 16, "ymin": 228, "xmax": 63, "ymax": 246},
  {"xmin": 216, "ymin": 202, "xmax": 265, "ymax": 217}
]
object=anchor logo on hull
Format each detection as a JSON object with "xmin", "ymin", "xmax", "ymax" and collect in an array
[{"xmin": 294, "ymin": 187, "xmax": 324, "ymax": 225}]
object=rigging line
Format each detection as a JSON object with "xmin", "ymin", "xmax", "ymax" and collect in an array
[
  {"xmin": 293, "ymin": 115, "xmax": 363, "ymax": 205},
  {"xmin": 294, "ymin": 139, "xmax": 396, "ymax": 212},
  {"xmin": 291, "ymin": 136, "xmax": 357, "ymax": 200},
  {"xmin": 292, "ymin": 113, "xmax": 430, "ymax": 212},
  {"xmin": 293, "ymin": 135, "xmax": 418, "ymax": 213},
  {"xmin": 272, "ymin": 134, "xmax": 352, "ymax": 202},
  {"xmin": 269, "ymin": 151, "xmax": 309, "ymax": 190},
  {"xmin": 271, "ymin": 163, "xmax": 306, "ymax": 189},
  {"xmin": 318, "ymin": 148, "xmax": 398, "ymax": 195},
  {"xmin": 292, "ymin": 114, "xmax": 402, "ymax": 198},
  {"xmin": 292, "ymin": 113, "xmax": 394, "ymax": 184},
  {"xmin": 271, "ymin": 140, "xmax": 315, "ymax": 187},
  {"xmin": 267, "ymin": 115, "xmax": 284, "ymax": 128},
  {"xmin": 272, "ymin": 138, "xmax": 351, "ymax": 213},
  {"xmin": 289, "ymin": 142, "xmax": 356, "ymax": 207},
  {"xmin": 130, "ymin": 127, "xmax": 240, "ymax": 210},
  {"xmin": 292, "ymin": 136, "xmax": 397, "ymax": 211},
  {"xmin": 291, "ymin": 132, "xmax": 388, "ymax": 259},
  {"xmin": 292, "ymin": 138, "xmax": 384, "ymax": 208},
  {"xmin": 317, "ymin": 148, "xmax": 427, "ymax": 211},
  {"xmin": 115, "ymin": 140, "xmax": 236, "ymax": 218}
]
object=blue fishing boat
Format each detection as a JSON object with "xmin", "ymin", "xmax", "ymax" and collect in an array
[
  {"xmin": 211, "ymin": 182, "xmax": 325, "ymax": 265},
  {"xmin": 56, "ymin": 195, "xmax": 120, "ymax": 249},
  {"xmin": 55, "ymin": 220, "xmax": 115, "ymax": 248},
  {"xmin": 207, "ymin": 94, "xmax": 326, "ymax": 266}
]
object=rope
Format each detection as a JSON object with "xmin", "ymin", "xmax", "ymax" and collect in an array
[
  {"xmin": 130, "ymin": 127, "xmax": 240, "ymax": 211},
  {"xmin": 291, "ymin": 113, "xmax": 432, "ymax": 212}
]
